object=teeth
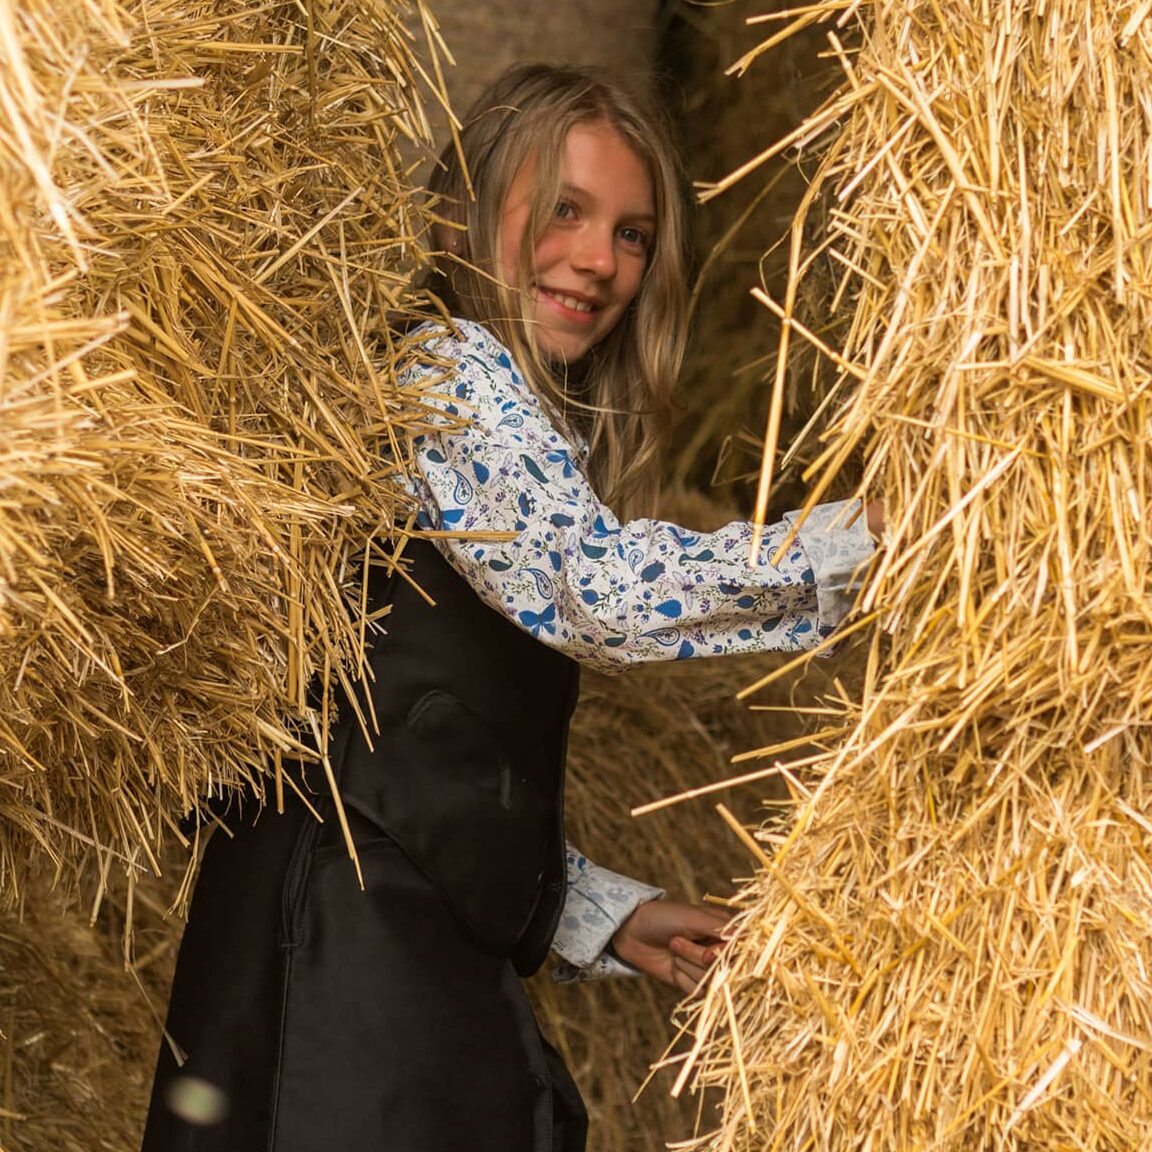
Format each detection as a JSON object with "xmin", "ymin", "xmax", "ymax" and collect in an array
[{"xmin": 546, "ymin": 290, "xmax": 593, "ymax": 313}]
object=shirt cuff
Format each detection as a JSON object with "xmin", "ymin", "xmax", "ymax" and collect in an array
[
  {"xmin": 551, "ymin": 951, "xmax": 642, "ymax": 984},
  {"xmin": 550, "ymin": 848, "xmax": 664, "ymax": 977},
  {"xmin": 784, "ymin": 498, "xmax": 875, "ymax": 633}
]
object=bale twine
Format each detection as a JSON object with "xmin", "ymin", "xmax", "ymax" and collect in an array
[
  {"xmin": 0, "ymin": 0, "xmax": 450, "ymax": 906},
  {"xmin": 676, "ymin": 1, "xmax": 1152, "ymax": 1148}
]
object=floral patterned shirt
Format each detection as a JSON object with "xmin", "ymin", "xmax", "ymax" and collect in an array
[{"xmin": 403, "ymin": 319, "xmax": 876, "ymax": 978}]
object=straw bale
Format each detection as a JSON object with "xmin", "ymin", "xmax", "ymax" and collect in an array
[
  {"xmin": 0, "ymin": 871, "xmax": 169, "ymax": 1152},
  {"xmin": 0, "ymin": 0, "xmax": 449, "ymax": 906},
  {"xmin": 675, "ymin": 1, "xmax": 1152, "ymax": 1148}
]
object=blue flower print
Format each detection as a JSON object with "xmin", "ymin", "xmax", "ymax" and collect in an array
[
  {"xmin": 545, "ymin": 450, "xmax": 577, "ymax": 479},
  {"xmin": 399, "ymin": 318, "xmax": 876, "ymax": 673}
]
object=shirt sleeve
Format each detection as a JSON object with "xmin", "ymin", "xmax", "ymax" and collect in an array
[
  {"xmin": 407, "ymin": 320, "xmax": 875, "ymax": 673},
  {"xmin": 550, "ymin": 842, "xmax": 664, "ymax": 983}
]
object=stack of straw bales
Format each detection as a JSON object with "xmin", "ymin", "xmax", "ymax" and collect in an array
[
  {"xmin": 0, "ymin": 0, "xmax": 448, "ymax": 905},
  {"xmin": 678, "ymin": 1, "xmax": 1152, "ymax": 1148}
]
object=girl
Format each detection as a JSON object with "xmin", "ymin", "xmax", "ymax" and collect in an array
[{"xmin": 143, "ymin": 63, "xmax": 877, "ymax": 1152}]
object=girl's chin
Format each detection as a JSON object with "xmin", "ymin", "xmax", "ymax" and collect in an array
[
  {"xmin": 533, "ymin": 322, "xmax": 595, "ymax": 363},
  {"xmin": 540, "ymin": 337, "xmax": 594, "ymax": 366}
]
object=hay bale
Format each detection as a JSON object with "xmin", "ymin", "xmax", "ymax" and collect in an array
[
  {"xmin": 0, "ymin": 0, "xmax": 447, "ymax": 905},
  {"xmin": 677, "ymin": 1, "xmax": 1152, "ymax": 1148},
  {"xmin": 0, "ymin": 872, "xmax": 169, "ymax": 1152}
]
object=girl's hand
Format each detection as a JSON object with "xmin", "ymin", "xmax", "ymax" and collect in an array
[{"xmin": 610, "ymin": 900, "xmax": 732, "ymax": 995}]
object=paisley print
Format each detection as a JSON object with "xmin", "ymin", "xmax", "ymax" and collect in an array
[{"xmin": 403, "ymin": 319, "xmax": 876, "ymax": 676}]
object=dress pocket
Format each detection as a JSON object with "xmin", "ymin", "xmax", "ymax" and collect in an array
[{"xmin": 335, "ymin": 688, "xmax": 550, "ymax": 954}]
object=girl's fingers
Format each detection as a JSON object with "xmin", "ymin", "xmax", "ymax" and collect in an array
[
  {"xmin": 669, "ymin": 933, "xmax": 728, "ymax": 993},
  {"xmin": 669, "ymin": 935, "xmax": 722, "ymax": 968},
  {"xmin": 672, "ymin": 957, "xmax": 710, "ymax": 993}
]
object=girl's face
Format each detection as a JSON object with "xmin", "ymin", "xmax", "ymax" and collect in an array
[{"xmin": 499, "ymin": 120, "xmax": 655, "ymax": 364}]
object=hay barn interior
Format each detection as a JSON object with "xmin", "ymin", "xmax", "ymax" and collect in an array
[{"xmin": 3, "ymin": 0, "xmax": 1150, "ymax": 1149}]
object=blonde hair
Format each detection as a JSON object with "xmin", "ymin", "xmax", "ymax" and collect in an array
[{"xmin": 427, "ymin": 64, "xmax": 692, "ymax": 517}]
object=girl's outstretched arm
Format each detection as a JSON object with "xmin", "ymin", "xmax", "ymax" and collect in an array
[{"xmin": 408, "ymin": 320, "xmax": 876, "ymax": 673}]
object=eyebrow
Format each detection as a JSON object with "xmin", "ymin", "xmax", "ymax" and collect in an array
[{"xmin": 559, "ymin": 182, "xmax": 655, "ymax": 223}]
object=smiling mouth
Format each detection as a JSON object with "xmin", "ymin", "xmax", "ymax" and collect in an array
[{"xmin": 538, "ymin": 286, "xmax": 598, "ymax": 314}]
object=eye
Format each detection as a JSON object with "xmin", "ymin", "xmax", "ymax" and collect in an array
[
  {"xmin": 554, "ymin": 199, "xmax": 576, "ymax": 220},
  {"xmin": 618, "ymin": 225, "xmax": 650, "ymax": 250}
]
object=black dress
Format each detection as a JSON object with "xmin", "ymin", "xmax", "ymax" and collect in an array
[{"xmin": 142, "ymin": 541, "xmax": 587, "ymax": 1151}]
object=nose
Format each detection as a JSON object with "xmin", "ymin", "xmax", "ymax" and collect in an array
[{"xmin": 571, "ymin": 225, "xmax": 616, "ymax": 280}]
